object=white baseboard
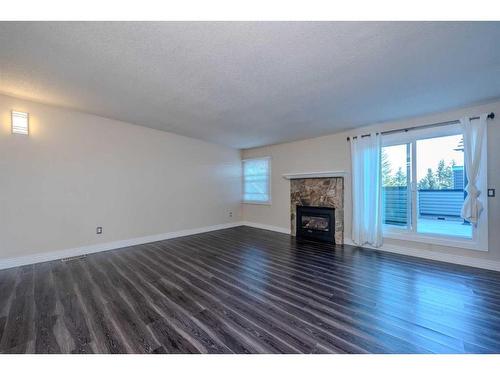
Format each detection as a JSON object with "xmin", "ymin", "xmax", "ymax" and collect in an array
[
  {"xmin": 343, "ymin": 238, "xmax": 500, "ymax": 272},
  {"xmin": 240, "ymin": 221, "xmax": 291, "ymax": 235},
  {"xmin": 4, "ymin": 220, "xmax": 498, "ymax": 273},
  {"xmin": 241, "ymin": 221, "xmax": 500, "ymax": 272},
  {"xmin": 0, "ymin": 222, "xmax": 244, "ymax": 270}
]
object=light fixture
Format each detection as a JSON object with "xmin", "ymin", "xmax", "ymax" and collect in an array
[{"xmin": 11, "ymin": 110, "xmax": 29, "ymax": 135}]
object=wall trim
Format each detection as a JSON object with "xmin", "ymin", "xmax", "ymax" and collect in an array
[
  {"xmin": 343, "ymin": 238, "xmax": 500, "ymax": 272},
  {"xmin": 241, "ymin": 222, "xmax": 500, "ymax": 272},
  {"xmin": 0, "ymin": 222, "xmax": 244, "ymax": 270},
  {"xmin": 282, "ymin": 171, "xmax": 347, "ymax": 179},
  {"xmin": 240, "ymin": 221, "xmax": 291, "ymax": 235},
  {"xmin": 4, "ymin": 220, "xmax": 498, "ymax": 273}
]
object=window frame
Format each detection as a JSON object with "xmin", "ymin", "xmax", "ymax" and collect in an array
[
  {"xmin": 381, "ymin": 123, "xmax": 488, "ymax": 252},
  {"xmin": 242, "ymin": 156, "xmax": 272, "ymax": 205}
]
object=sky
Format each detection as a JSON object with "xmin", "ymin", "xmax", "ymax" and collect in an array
[{"xmin": 383, "ymin": 134, "xmax": 464, "ymax": 182}]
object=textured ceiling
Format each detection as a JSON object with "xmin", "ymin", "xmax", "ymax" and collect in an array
[{"xmin": 1, "ymin": 22, "xmax": 500, "ymax": 148}]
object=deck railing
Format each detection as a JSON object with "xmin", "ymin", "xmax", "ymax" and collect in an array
[{"xmin": 382, "ymin": 187, "xmax": 464, "ymax": 226}]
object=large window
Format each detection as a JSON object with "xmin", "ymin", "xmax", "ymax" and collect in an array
[
  {"xmin": 242, "ymin": 157, "xmax": 271, "ymax": 204},
  {"xmin": 381, "ymin": 124, "xmax": 487, "ymax": 250},
  {"xmin": 415, "ymin": 134, "xmax": 472, "ymax": 238},
  {"xmin": 382, "ymin": 143, "xmax": 410, "ymax": 229}
]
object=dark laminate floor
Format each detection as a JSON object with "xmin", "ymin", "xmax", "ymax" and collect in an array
[{"xmin": 1, "ymin": 226, "xmax": 500, "ymax": 353}]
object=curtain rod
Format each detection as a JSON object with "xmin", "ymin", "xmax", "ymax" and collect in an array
[{"xmin": 346, "ymin": 112, "xmax": 495, "ymax": 141}]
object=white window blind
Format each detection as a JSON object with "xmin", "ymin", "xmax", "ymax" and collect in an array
[{"xmin": 243, "ymin": 157, "xmax": 270, "ymax": 203}]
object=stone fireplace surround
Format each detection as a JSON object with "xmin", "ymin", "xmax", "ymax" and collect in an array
[{"xmin": 290, "ymin": 177, "xmax": 344, "ymax": 244}]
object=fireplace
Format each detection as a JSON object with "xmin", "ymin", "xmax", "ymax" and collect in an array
[
  {"xmin": 290, "ymin": 177, "xmax": 344, "ymax": 244},
  {"xmin": 296, "ymin": 206, "xmax": 335, "ymax": 243}
]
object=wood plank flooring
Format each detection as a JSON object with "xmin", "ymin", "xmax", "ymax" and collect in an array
[{"xmin": 1, "ymin": 226, "xmax": 500, "ymax": 353}]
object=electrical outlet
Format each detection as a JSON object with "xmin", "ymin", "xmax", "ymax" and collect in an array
[
  {"xmin": 96, "ymin": 226, "xmax": 103, "ymax": 234},
  {"xmin": 229, "ymin": 211, "xmax": 233, "ymax": 218},
  {"xmin": 488, "ymin": 189, "xmax": 495, "ymax": 197}
]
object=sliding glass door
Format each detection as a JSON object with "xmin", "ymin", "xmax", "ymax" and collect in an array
[
  {"xmin": 415, "ymin": 134, "xmax": 471, "ymax": 238},
  {"xmin": 381, "ymin": 143, "xmax": 411, "ymax": 230},
  {"xmin": 381, "ymin": 124, "xmax": 474, "ymax": 242}
]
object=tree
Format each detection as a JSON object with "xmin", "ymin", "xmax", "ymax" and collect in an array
[
  {"xmin": 393, "ymin": 167, "xmax": 407, "ymax": 187},
  {"xmin": 436, "ymin": 159, "xmax": 453, "ymax": 189},
  {"xmin": 418, "ymin": 168, "xmax": 437, "ymax": 190},
  {"xmin": 381, "ymin": 149, "xmax": 393, "ymax": 186},
  {"xmin": 454, "ymin": 137, "xmax": 464, "ymax": 152}
]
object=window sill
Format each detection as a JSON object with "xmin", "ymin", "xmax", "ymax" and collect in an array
[
  {"xmin": 242, "ymin": 200, "xmax": 272, "ymax": 206},
  {"xmin": 383, "ymin": 228, "xmax": 488, "ymax": 252}
]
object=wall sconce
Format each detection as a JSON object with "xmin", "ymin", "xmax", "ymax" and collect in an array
[{"xmin": 12, "ymin": 110, "xmax": 29, "ymax": 135}]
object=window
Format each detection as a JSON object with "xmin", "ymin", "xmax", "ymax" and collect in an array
[
  {"xmin": 382, "ymin": 143, "xmax": 410, "ymax": 229},
  {"xmin": 242, "ymin": 157, "xmax": 271, "ymax": 204},
  {"xmin": 381, "ymin": 124, "xmax": 487, "ymax": 251},
  {"xmin": 415, "ymin": 134, "xmax": 471, "ymax": 238}
]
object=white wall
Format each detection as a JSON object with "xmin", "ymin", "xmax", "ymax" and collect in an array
[
  {"xmin": 242, "ymin": 99, "xmax": 500, "ymax": 269},
  {"xmin": 3, "ymin": 92, "xmax": 500, "ymax": 271},
  {"xmin": 0, "ymin": 94, "xmax": 241, "ymax": 263}
]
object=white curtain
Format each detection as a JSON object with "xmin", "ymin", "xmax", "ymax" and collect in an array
[
  {"xmin": 460, "ymin": 114, "xmax": 488, "ymax": 224},
  {"xmin": 351, "ymin": 133, "xmax": 383, "ymax": 247}
]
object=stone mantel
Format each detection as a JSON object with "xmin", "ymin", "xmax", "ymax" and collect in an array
[{"xmin": 282, "ymin": 171, "xmax": 347, "ymax": 180}]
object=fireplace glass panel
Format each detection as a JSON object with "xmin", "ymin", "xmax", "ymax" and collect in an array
[
  {"xmin": 301, "ymin": 215, "xmax": 330, "ymax": 232},
  {"xmin": 296, "ymin": 205, "xmax": 335, "ymax": 243}
]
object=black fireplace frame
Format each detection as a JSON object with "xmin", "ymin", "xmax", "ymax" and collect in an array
[{"xmin": 296, "ymin": 205, "xmax": 335, "ymax": 244}]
